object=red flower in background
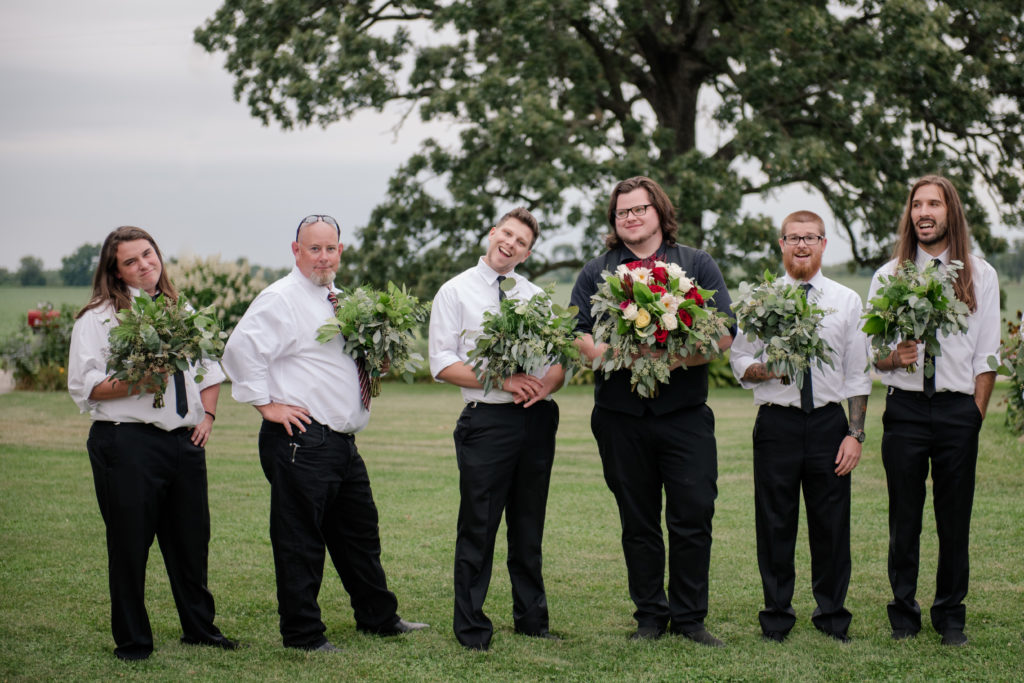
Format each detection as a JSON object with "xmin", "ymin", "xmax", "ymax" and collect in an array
[
  {"xmin": 651, "ymin": 266, "xmax": 668, "ymax": 284},
  {"xmin": 678, "ymin": 310, "xmax": 693, "ymax": 327},
  {"xmin": 654, "ymin": 327, "xmax": 669, "ymax": 344},
  {"xmin": 684, "ymin": 289, "xmax": 704, "ymax": 306},
  {"xmin": 648, "ymin": 283, "xmax": 667, "ymax": 295}
]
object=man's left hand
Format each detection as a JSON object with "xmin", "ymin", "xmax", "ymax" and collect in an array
[
  {"xmin": 191, "ymin": 414, "xmax": 214, "ymax": 447},
  {"xmin": 834, "ymin": 437, "xmax": 861, "ymax": 476}
]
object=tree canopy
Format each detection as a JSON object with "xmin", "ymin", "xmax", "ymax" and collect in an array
[
  {"xmin": 196, "ymin": 0, "xmax": 1024, "ymax": 293},
  {"xmin": 60, "ymin": 243, "xmax": 100, "ymax": 287}
]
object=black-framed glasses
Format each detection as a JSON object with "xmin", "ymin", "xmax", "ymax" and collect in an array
[
  {"xmin": 296, "ymin": 214, "xmax": 340, "ymax": 240},
  {"xmin": 782, "ymin": 234, "xmax": 824, "ymax": 246},
  {"xmin": 614, "ymin": 204, "xmax": 653, "ymax": 220}
]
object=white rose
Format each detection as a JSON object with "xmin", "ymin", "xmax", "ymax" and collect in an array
[
  {"xmin": 621, "ymin": 302, "xmax": 639, "ymax": 320},
  {"xmin": 676, "ymin": 275, "xmax": 694, "ymax": 293},
  {"xmin": 661, "ymin": 312, "xmax": 679, "ymax": 331},
  {"xmin": 661, "ymin": 294, "xmax": 680, "ymax": 314},
  {"xmin": 666, "ymin": 263, "xmax": 686, "ymax": 280},
  {"xmin": 615, "ymin": 264, "xmax": 631, "ymax": 279}
]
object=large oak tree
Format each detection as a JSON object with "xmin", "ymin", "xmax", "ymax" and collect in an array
[{"xmin": 196, "ymin": 0, "xmax": 1023, "ymax": 293}]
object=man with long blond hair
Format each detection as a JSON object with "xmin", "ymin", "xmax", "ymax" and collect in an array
[{"xmin": 868, "ymin": 175, "xmax": 1000, "ymax": 647}]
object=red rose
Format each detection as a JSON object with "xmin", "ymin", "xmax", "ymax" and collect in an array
[
  {"xmin": 654, "ymin": 327, "xmax": 669, "ymax": 343},
  {"xmin": 684, "ymin": 289, "xmax": 704, "ymax": 306},
  {"xmin": 678, "ymin": 310, "xmax": 693, "ymax": 327},
  {"xmin": 648, "ymin": 283, "xmax": 667, "ymax": 295},
  {"xmin": 651, "ymin": 266, "xmax": 668, "ymax": 284},
  {"xmin": 626, "ymin": 260, "xmax": 644, "ymax": 270}
]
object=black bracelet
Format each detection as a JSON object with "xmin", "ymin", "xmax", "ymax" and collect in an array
[{"xmin": 205, "ymin": 410, "xmax": 216, "ymax": 421}]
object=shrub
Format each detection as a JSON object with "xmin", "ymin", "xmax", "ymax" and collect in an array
[
  {"xmin": 991, "ymin": 311, "xmax": 1024, "ymax": 436},
  {"xmin": 166, "ymin": 255, "xmax": 268, "ymax": 335},
  {"xmin": 0, "ymin": 302, "xmax": 76, "ymax": 391}
]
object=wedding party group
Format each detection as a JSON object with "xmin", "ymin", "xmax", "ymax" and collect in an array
[{"xmin": 67, "ymin": 173, "xmax": 999, "ymax": 661}]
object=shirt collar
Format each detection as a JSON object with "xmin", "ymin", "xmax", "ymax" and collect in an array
[
  {"xmin": 474, "ymin": 256, "xmax": 515, "ymax": 286},
  {"xmin": 915, "ymin": 245, "xmax": 949, "ymax": 268},
  {"xmin": 782, "ymin": 269, "xmax": 826, "ymax": 292}
]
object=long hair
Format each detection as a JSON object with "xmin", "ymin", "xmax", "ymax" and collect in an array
[
  {"xmin": 604, "ymin": 176, "xmax": 679, "ymax": 250},
  {"xmin": 77, "ymin": 226, "xmax": 177, "ymax": 318},
  {"xmin": 893, "ymin": 175, "xmax": 976, "ymax": 312}
]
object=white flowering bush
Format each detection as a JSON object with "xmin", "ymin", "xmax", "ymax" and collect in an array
[{"xmin": 167, "ymin": 255, "xmax": 268, "ymax": 335}]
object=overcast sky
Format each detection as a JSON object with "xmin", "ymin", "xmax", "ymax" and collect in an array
[{"xmin": 0, "ymin": 0, "xmax": 849, "ymax": 274}]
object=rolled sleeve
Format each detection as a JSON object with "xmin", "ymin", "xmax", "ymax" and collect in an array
[
  {"xmin": 67, "ymin": 308, "xmax": 113, "ymax": 413},
  {"xmin": 728, "ymin": 331, "xmax": 761, "ymax": 389},
  {"xmin": 427, "ymin": 284, "xmax": 464, "ymax": 380}
]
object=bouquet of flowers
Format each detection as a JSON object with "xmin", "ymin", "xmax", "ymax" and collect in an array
[
  {"xmin": 316, "ymin": 282, "xmax": 430, "ymax": 396},
  {"xmin": 590, "ymin": 259, "xmax": 732, "ymax": 397},
  {"xmin": 861, "ymin": 259, "xmax": 970, "ymax": 376},
  {"xmin": 731, "ymin": 271, "xmax": 835, "ymax": 388},
  {"xmin": 987, "ymin": 312, "xmax": 1023, "ymax": 436},
  {"xmin": 106, "ymin": 295, "xmax": 225, "ymax": 409},
  {"xmin": 465, "ymin": 280, "xmax": 581, "ymax": 395}
]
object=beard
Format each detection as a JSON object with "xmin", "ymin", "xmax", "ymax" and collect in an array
[
  {"xmin": 784, "ymin": 252, "xmax": 821, "ymax": 281},
  {"xmin": 310, "ymin": 268, "xmax": 337, "ymax": 287},
  {"xmin": 915, "ymin": 219, "xmax": 948, "ymax": 245}
]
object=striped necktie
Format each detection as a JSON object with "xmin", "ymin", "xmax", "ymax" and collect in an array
[{"xmin": 327, "ymin": 290, "xmax": 371, "ymax": 410}]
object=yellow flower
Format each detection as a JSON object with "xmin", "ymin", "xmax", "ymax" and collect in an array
[{"xmin": 634, "ymin": 308, "xmax": 651, "ymax": 328}]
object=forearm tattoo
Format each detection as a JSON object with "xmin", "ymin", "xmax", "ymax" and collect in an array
[
  {"xmin": 847, "ymin": 395, "xmax": 868, "ymax": 432},
  {"xmin": 742, "ymin": 363, "xmax": 773, "ymax": 383}
]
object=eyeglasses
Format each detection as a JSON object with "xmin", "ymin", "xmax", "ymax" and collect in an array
[
  {"xmin": 296, "ymin": 214, "xmax": 340, "ymax": 240},
  {"xmin": 614, "ymin": 204, "xmax": 653, "ymax": 221},
  {"xmin": 781, "ymin": 234, "xmax": 824, "ymax": 246}
]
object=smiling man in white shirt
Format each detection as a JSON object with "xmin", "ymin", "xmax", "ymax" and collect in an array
[
  {"xmin": 730, "ymin": 211, "xmax": 870, "ymax": 645},
  {"xmin": 868, "ymin": 175, "xmax": 1000, "ymax": 647},
  {"xmin": 222, "ymin": 214, "xmax": 427, "ymax": 652},
  {"xmin": 428, "ymin": 207, "xmax": 565, "ymax": 651}
]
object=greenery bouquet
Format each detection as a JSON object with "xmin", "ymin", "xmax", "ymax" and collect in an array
[
  {"xmin": 465, "ymin": 280, "xmax": 580, "ymax": 395},
  {"xmin": 590, "ymin": 259, "xmax": 731, "ymax": 398},
  {"xmin": 988, "ymin": 312, "xmax": 1024, "ymax": 436},
  {"xmin": 316, "ymin": 282, "xmax": 430, "ymax": 396},
  {"xmin": 731, "ymin": 271, "xmax": 835, "ymax": 388},
  {"xmin": 861, "ymin": 259, "xmax": 970, "ymax": 377},
  {"xmin": 106, "ymin": 295, "xmax": 225, "ymax": 409}
]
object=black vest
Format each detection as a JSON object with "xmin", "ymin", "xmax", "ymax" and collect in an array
[{"xmin": 594, "ymin": 244, "xmax": 711, "ymax": 417}]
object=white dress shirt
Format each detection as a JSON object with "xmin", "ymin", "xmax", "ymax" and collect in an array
[
  {"xmin": 730, "ymin": 271, "xmax": 872, "ymax": 408},
  {"xmin": 67, "ymin": 287, "xmax": 226, "ymax": 431},
  {"xmin": 868, "ymin": 248, "xmax": 1000, "ymax": 395},
  {"xmin": 222, "ymin": 267, "xmax": 369, "ymax": 434},
  {"xmin": 429, "ymin": 257, "xmax": 545, "ymax": 404}
]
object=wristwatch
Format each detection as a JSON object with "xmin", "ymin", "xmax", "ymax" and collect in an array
[{"xmin": 847, "ymin": 429, "xmax": 866, "ymax": 443}]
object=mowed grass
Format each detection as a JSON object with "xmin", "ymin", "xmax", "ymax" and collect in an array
[
  {"xmin": 1, "ymin": 382, "xmax": 1023, "ymax": 681},
  {"xmin": 0, "ymin": 286, "xmax": 91, "ymax": 335}
]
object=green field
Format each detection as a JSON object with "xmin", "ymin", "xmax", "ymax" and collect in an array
[
  {"xmin": 0, "ymin": 286, "xmax": 90, "ymax": 335},
  {"xmin": 2, "ymin": 383, "xmax": 1022, "ymax": 681}
]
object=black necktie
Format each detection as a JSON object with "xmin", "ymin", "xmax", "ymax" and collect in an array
[
  {"xmin": 923, "ymin": 258, "xmax": 942, "ymax": 397},
  {"xmin": 800, "ymin": 283, "xmax": 814, "ymax": 413},
  {"xmin": 150, "ymin": 292, "xmax": 188, "ymax": 416},
  {"xmin": 497, "ymin": 275, "xmax": 507, "ymax": 301},
  {"xmin": 328, "ymin": 290, "xmax": 371, "ymax": 409}
]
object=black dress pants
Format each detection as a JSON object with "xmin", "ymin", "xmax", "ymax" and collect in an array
[
  {"xmin": 258, "ymin": 420, "xmax": 400, "ymax": 648},
  {"xmin": 592, "ymin": 403, "xmax": 718, "ymax": 634},
  {"xmin": 752, "ymin": 403, "xmax": 852, "ymax": 636},
  {"xmin": 452, "ymin": 400, "xmax": 558, "ymax": 650},
  {"xmin": 87, "ymin": 421, "xmax": 223, "ymax": 660},
  {"xmin": 881, "ymin": 389, "xmax": 981, "ymax": 634}
]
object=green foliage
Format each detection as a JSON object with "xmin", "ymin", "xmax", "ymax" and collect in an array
[
  {"xmin": 732, "ymin": 271, "xmax": 835, "ymax": 388},
  {"xmin": 316, "ymin": 282, "xmax": 430, "ymax": 393},
  {"xmin": 106, "ymin": 295, "xmax": 226, "ymax": 409},
  {"xmin": 590, "ymin": 261, "xmax": 732, "ymax": 397},
  {"xmin": 16, "ymin": 255, "xmax": 46, "ymax": 287},
  {"xmin": 196, "ymin": 0, "xmax": 1023, "ymax": 294},
  {"xmin": 0, "ymin": 302, "xmax": 75, "ymax": 390},
  {"xmin": 466, "ymin": 283, "xmax": 581, "ymax": 395},
  {"xmin": 989, "ymin": 311, "xmax": 1024, "ymax": 435},
  {"xmin": 862, "ymin": 260, "xmax": 970, "ymax": 377},
  {"xmin": 167, "ymin": 255, "xmax": 269, "ymax": 335},
  {"xmin": 59, "ymin": 243, "xmax": 100, "ymax": 287}
]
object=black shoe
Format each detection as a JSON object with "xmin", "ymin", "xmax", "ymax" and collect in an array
[
  {"xmin": 679, "ymin": 628, "xmax": 725, "ymax": 648},
  {"xmin": 630, "ymin": 625, "xmax": 665, "ymax": 641},
  {"xmin": 517, "ymin": 629, "xmax": 563, "ymax": 641},
  {"xmin": 375, "ymin": 618, "xmax": 430, "ymax": 636},
  {"xmin": 940, "ymin": 629, "xmax": 967, "ymax": 646},
  {"xmin": 891, "ymin": 628, "xmax": 918, "ymax": 641},
  {"xmin": 823, "ymin": 631, "xmax": 851, "ymax": 644},
  {"xmin": 114, "ymin": 648, "xmax": 151, "ymax": 662},
  {"xmin": 762, "ymin": 631, "xmax": 786, "ymax": 643},
  {"xmin": 311, "ymin": 640, "xmax": 341, "ymax": 652},
  {"xmin": 180, "ymin": 634, "xmax": 240, "ymax": 650}
]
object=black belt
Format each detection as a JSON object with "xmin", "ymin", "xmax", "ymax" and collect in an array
[
  {"xmin": 760, "ymin": 401, "xmax": 839, "ymax": 413},
  {"xmin": 887, "ymin": 387, "xmax": 970, "ymax": 400}
]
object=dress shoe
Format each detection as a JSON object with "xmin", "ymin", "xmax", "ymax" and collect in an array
[
  {"xmin": 312, "ymin": 640, "xmax": 341, "ymax": 652},
  {"xmin": 940, "ymin": 629, "xmax": 968, "ymax": 646},
  {"xmin": 629, "ymin": 625, "xmax": 665, "ymax": 641},
  {"xmin": 374, "ymin": 618, "xmax": 430, "ymax": 636},
  {"xmin": 114, "ymin": 648, "xmax": 152, "ymax": 662},
  {"xmin": 678, "ymin": 628, "xmax": 725, "ymax": 648},
  {"xmin": 762, "ymin": 631, "xmax": 786, "ymax": 643},
  {"xmin": 823, "ymin": 631, "xmax": 851, "ymax": 644},
  {"xmin": 181, "ymin": 634, "xmax": 240, "ymax": 650},
  {"xmin": 517, "ymin": 629, "xmax": 563, "ymax": 641},
  {"xmin": 891, "ymin": 628, "xmax": 918, "ymax": 641}
]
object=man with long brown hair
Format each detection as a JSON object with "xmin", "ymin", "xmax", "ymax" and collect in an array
[
  {"xmin": 68, "ymin": 226, "xmax": 236, "ymax": 661},
  {"xmin": 868, "ymin": 175, "xmax": 1000, "ymax": 646},
  {"xmin": 570, "ymin": 176, "xmax": 734, "ymax": 646}
]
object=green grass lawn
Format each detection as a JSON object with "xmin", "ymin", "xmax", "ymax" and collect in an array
[
  {"xmin": 0, "ymin": 286, "xmax": 91, "ymax": 336},
  {"xmin": 1, "ymin": 383, "xmax": 1022, "ymax": 681}
]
